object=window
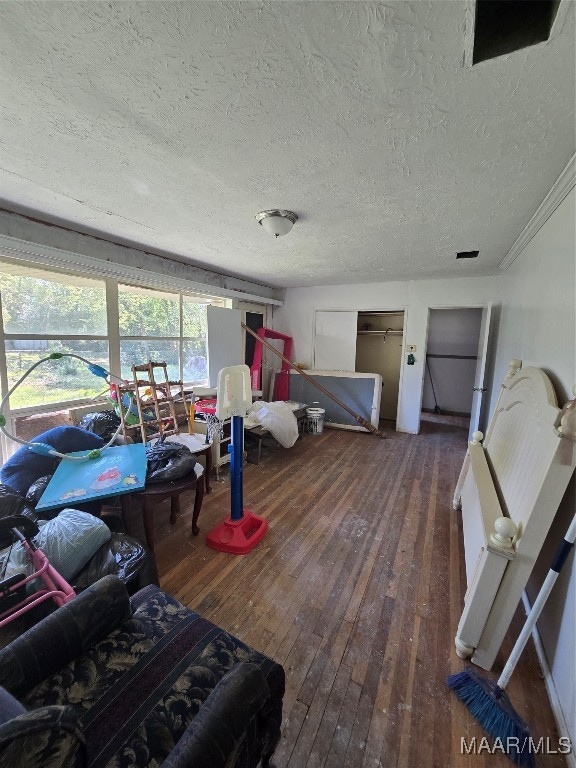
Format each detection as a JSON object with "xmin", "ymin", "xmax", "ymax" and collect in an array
[
  {"xmin": 118, "ymin": 284, "xmax": 210, "ymax": 382},
  {"xmin": 0, "ymin": 264, "xmax": 109, "ymax": 410},
  {"xmin": 0, "ymin": 260, "xmax": 226, "ymax": 424}
]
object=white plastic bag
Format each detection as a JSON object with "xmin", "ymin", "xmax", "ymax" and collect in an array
[
  {"xmin": 250, "ymin": 401, "xmax": 299, "ymax": 448},
  {"xmin": 1, "ymin": 509, "xmax": 111, "ymax": 583}
]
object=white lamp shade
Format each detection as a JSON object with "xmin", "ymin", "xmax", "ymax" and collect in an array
[
  {"xmin": 260, "ymin": 215, "xmax": 293, "ymax": 237},
  {"xmin": 255, "ymin": 209, "xmax": 298, "ymax": 237}
]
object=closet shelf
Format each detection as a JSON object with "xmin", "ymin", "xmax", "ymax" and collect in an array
[{"xmin": 358, "ymin": 312, "xmax": 405, "ymax": 317}]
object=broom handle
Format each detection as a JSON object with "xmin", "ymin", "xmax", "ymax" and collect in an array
[
  {"xmin": 497, "ymin": 512, "xmax": 576, "ymax": 691},
  {"xmin": 242, "ymin": 323, "xmax": 384, "ymax": 438}
]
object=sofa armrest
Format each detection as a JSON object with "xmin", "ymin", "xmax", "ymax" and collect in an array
[
  {"xmin": 0, "ymin": 575, "xmax": 131, "ymax": 698},
  {"xmin": 0, "ymin": 704, "xmax": 85, "ymax": 768},
  {"xmin": 0, "ymin": 688, "xmax": 26, "ymax": 725},
  {"xmin": 163, "ymin": 663, "xmax": 270, "ymax": 768}
]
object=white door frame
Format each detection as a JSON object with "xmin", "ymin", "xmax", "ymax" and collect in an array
[
  {"xmin": 419, "ymin": 303, "xmax": 493, "ymax": 436},
  {"xmin": 236, "ymin": 301, "xmax": 269, "ymax": 363},
  {"xmin": 469, "ymin": 303, "xmax": 493, "ymax": 440}
]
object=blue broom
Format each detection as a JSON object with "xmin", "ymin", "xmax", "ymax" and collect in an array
[{"xmin": 447, "ymin": 510, "xmax": 576, "ymax": 768}]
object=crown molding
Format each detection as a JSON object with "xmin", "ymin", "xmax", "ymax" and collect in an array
[{"xmin": 500, "ymin": 154, "xmax": 576, "ymax": 271}]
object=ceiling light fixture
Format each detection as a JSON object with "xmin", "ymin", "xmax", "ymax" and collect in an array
[{"xmin": 255, "ymin": 209, "xmax": 298, "ymax": 238}]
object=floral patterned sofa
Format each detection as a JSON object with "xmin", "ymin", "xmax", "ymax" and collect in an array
[{"xmin": 0, "ymin": 575, "xmax": 285, "ymax": 767}]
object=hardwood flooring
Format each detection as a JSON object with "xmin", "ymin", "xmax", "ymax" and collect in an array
[{"xmin": 132, "ymin": 421, "xmax": 567, "ymax": 768}]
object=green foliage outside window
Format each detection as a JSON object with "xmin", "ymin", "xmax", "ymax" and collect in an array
[
  {"xmin": 0, "ymin": 273, "xmax": 107, "ymax": 335},
  {"xmin": 4, "ymin": 342, "xmax": 110, "ymax": 409},
  {"xmin": 0, "ymin": 270, "xmax": 211, "ymax": 410},
  {"xmin": 0, "ymin": 272, "xmax": 109, "ymax": 408},
  {"xmin": 118, "ymin": 285, "xmax": 208, "ymax": 381}
]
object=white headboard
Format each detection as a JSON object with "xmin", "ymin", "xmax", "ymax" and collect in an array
[{"xmin": 453, "ymin": 359, "xmax": 576, "ymax": 670}]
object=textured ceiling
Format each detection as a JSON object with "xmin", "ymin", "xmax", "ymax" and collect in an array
[{"xmin": 0, "ymin": 1, "xmax": 574, "ymax": 289}]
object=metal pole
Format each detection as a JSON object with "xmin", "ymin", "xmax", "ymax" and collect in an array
[{"xmin": 229, "ymin": 415, "xmax": 244, "ymax": 520}]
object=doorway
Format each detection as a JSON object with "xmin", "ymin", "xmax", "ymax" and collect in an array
[
  {"xmin": 237, "ymin": 301, "xmax": 268, "ymax": 392},
  {"xmin": 422, "ymin": 307, "xmax": 490, "ymax": 437},
  {"xmin": 355, "ymin": 311, "xmax": 405, "ymax": 422}
]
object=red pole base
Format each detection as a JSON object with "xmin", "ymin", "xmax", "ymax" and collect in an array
[{"xmin": 206, "ymin": 510, "xmax": 268, "ymax": 555}]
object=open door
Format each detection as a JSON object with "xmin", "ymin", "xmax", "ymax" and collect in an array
[{"xmin": 468, "ymin": 303, "xmax": 493, "ymax": 440}]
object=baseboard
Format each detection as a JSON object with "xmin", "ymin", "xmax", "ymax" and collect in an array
[{"xmin": 521, "ymin": 592, "xmax": 575, "ymax": 768}]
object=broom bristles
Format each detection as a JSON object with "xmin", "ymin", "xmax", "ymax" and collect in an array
[{"xmin": 447, "ymin": 668, "xmax": 534, "ymax": 768}]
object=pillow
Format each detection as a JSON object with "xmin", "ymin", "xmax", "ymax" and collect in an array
[
  {"xmin": 0, "ymin": 427, "xmax": 105, "ymax": 496},
  {"xmin": 1, "ymin": 509, "xmax": 111, "ymax": 583}
]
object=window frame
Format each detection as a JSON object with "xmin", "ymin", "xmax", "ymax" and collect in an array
[{"xmin": 0, "ymin": 261, "xmax": 227, "ymax": 422}]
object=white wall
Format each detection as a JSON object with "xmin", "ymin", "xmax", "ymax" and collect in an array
[
  {"xmin": 491, "ymin": 186, "xmax": 576, "ymax": 752},
  {"xmin": 273, "ymin": 276, "xmax": 497, "ymax": 432}
]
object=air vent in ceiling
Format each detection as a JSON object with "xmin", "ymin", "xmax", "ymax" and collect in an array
[
  {"xmin": 456, "ymin": 251, "xmax": 479, "ymax": 259},
  {"xmin": 473, "ymin": 0, "xmax": 560, "ymax": 65}
]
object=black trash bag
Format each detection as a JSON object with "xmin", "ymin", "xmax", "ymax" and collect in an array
[
  {"xmin": 145, "ymin": 439, "xmax": 197, "ymax": 484},
  {"xmin": 0, "ymin": 484, "xmax": 27, "ymax": 518},
  {"xmin": 0, "ymin": 485, "xmax": 39, "ymax": 548},
  {"xmin": 24, "ymin": 475, "xmax": 61, "ymax": 520},
  {"xmin": 25, "ymin": 475, "xmax": 53, "ymax": 508},
  {"xmin": 0, "ymin": 484, "xmax": 41, "ymax": 529},
  {"xmin": 79, "ymin": 410, "xmax": 121, "ymax": 441},
  {"xmin": 73, "ymin": 533, "xmax": 159, "ymax": 594}
]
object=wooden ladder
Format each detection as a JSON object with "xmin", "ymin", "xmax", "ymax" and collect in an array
[{"xmin": 117, "ymin": 361, "xmax": 188, "ymax": 443}]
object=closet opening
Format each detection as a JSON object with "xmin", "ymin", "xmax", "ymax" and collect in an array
[
  {"xmin": 421, "ymin": 307, "xmax": 491, "ymax": 439},
  {"xmin": 355, "ymin": 311, "xmax": 405, "ymax": 427}
]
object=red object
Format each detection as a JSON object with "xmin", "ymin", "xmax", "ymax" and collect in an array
[
  {"xmin": 194, "ymin": 398, "xmax": 217, "ymax": 415},
  {"xmin": 249, "ymin": 327, "xmax": 293, "ymax": 400},
  {"xmin": 206, "ymin": 511, "xmax": 268, "ymax": 555}
]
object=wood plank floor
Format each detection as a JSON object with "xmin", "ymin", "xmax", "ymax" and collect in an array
[{"xmin": 132, "ymin": 419, "xmax": 567, "ymax": 768}]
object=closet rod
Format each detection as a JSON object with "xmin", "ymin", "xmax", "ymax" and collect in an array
[
  {"xmin": 358, "ymin": 330, "xmax": 403, "ymax": 335},
  {"xmin": 426, "ymin": 353, "xmax": 478, "ymax": 360}
]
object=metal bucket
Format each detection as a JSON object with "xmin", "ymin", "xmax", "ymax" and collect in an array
[{"xmin": 306, "ymin": 407, "xmax": 325, "ymax": 435}]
